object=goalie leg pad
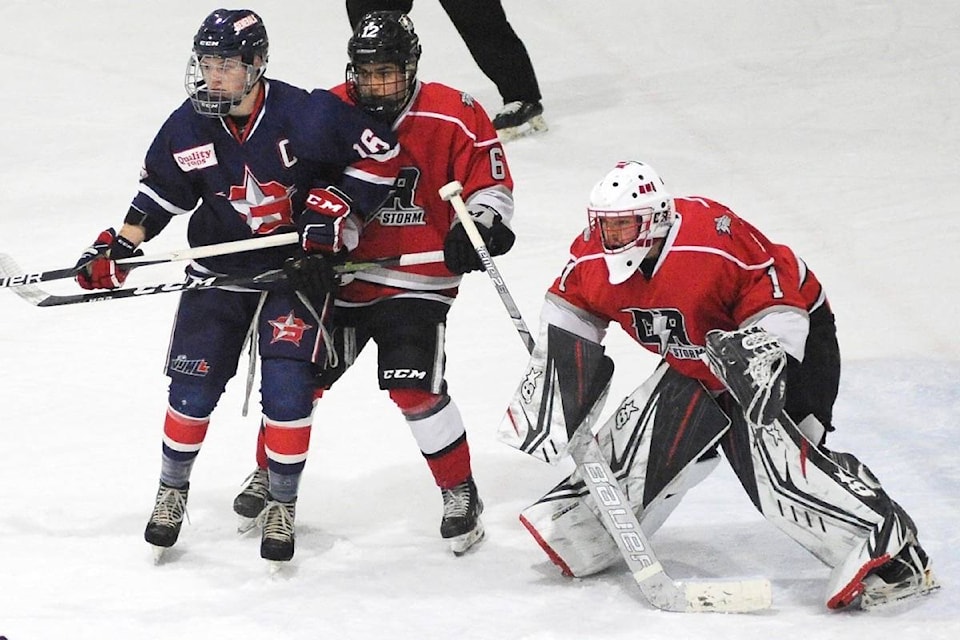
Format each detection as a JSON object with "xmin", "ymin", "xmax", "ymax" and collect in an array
[
  {"xmin": 519, "ymin": 362, "xmax": 729, "ymax": 576},
  {"xmin": 499, "ymin": 324, "xmax": 613, "ymax": 463},
  {"xmin": 722, "ymin": 403, "xmax": 925, "ymax": 581}
]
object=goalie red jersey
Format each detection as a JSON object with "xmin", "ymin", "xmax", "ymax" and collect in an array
[
  {"xmin": 331, "ymin": 80, "xmax": 514, "ymax": 307},
  {"xmin": 548, "ymin": 196, "xmax": 822, "ymax": 391}
]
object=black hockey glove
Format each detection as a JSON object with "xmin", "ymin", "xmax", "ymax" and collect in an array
[
  {"xmin": 443, "ymin": 208, "xmax": 515, "ymax": 274},
  {"xmin": 283, "ymin": 253, "xmax": 339, "ymax": 309}
]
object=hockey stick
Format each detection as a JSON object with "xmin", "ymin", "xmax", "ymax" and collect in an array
[
  {"xmin": 438, "ymin": 182, "xmax": 535, "ymax": 352},
  {"xmin": 1, "ymin": 250, "xmax": 444, "ymax": 307},
  {"xmin": 438, "ymin": 181, "xmax": 770, "ymax": 613},
  {"xmin": 0, "ymin": 232, "xmax": 299, "ymax": 288}
]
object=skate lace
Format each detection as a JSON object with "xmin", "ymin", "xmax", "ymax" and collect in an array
[
  {"xmin": 240, "ymin": 467, "xmax": 270, "ymax": 498},
  {"xmin": 442, "ymin": 484, "xmax": 472, "ymax": 519},
  {"xmin": 258, "ymin": 500, "xmax": 295, "ymax": 541},
  {"xmin": 151, "ymin": 486, "xmax": 188, "ymax": 527},
  {"xmin": 497, "ymin": 101, "xmax": 523, "ymax": 117}
]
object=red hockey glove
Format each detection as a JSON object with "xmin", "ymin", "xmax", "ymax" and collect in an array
[
  {"xmin": 75, "ymin": 228, "xmax": 143, "ymax": 290},
  {"xmin": 299, "ymin": 187, "xmax": 355, "ymax": 254}
]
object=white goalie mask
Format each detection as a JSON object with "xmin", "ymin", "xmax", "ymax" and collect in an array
[{"xmin": 587, "ymin": 161, "xmax": 675, "ymax": 284}]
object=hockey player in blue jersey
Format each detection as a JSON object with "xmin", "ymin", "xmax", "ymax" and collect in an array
[{"xmin": 73, "ymin": 8, "xmax": 400, "ymax": 564}]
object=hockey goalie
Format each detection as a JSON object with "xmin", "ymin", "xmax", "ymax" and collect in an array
[{"xmin": 499, "ymin": 159, "xmax": 939, "ymax": 611}]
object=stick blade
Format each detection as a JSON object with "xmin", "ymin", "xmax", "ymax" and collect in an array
[
  {"xmin": 681, "ymin": 578, "xmax": 772, "ymax": 613},
  {"xmin": 0, "ymin": 253, "xmax": 50, "ymax": 306}
]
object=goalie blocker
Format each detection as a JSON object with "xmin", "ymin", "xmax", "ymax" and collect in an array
[{"xmin": 503, "ymin": 323, "xmax": 938, "ymax": 610}]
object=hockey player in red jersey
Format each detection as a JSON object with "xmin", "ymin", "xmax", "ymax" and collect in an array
[
  {"xmin": 74, "ymin": 9, "xmax": 400, "ymax": 565},
  {"xmin": 234, "ymin": 11, "xmax": 514, "ymax": 555},
  {"xmin": 502, "ymin": 160, "xmax": 938, "ymax": 609}
]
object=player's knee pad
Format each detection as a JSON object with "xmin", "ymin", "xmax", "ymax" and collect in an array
[
  {"xmin": 260, "ymin": 358, "xmax": 317, "ymax": 421},
  {"xmin": 168, "ymin": 379, "xmax": 225, "ymax": 419},
  {"xmin": 388, "ymin": 387, "xmax": 443, "ymax": 416}
]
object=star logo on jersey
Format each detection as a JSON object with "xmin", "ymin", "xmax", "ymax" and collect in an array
[
  {"xmin": 226, "ymin": 166, "xmax": 296, "ymax": 234},
  {"xmin": 715, "ymin": 214, "xmax": 732, "ymax": 235},
  {"xmin": 268, "ymin": 311, "xmax": 313, "ymax": 346}
]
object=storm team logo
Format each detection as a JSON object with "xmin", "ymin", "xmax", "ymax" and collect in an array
[
  {"xmin": 225, "ymin": 166, "xmax": 295, "ymax": 233},
  {"xmin": 625, "ymin": 307, "xmax": 703, "ymax": 360},
  {"xmin": 377, "ymin": 167, "xmax": 426, "ymax": 226}
]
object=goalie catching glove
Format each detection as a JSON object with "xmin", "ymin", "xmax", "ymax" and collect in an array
[
  {"xmin": 75, "ymin": 227, "xmax": 143, "ymax": 290},
  {"xmin": 443, "ymin": 204, "xmax": 515, "ymax": 274},
  {"xmin": 299, "ymin": 186, "xmax": 358, "ymax": 255},
  {"xmin": 703, "ymin": 325, "xmax": 787, "ymax": 427}
]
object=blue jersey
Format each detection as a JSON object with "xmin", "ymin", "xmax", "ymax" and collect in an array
[{"xmin": 129, "ymin": 79, "xmax": 400, "ymax": 276}]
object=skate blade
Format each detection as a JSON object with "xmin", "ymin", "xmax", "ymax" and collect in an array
[
  {"xmin": 860, "ymin": 572, "xmax": 941, "ymax": 610},
  {"xmin": 496, "ymin": 115, "xmax": 548, "ymax": 142},
  {"xmin": 266, "ymin": 559, "xmax": 291, "ymax": 575},
  {"xmin": 237, "ymin": 515, "xmax": 259, "ymax": 534},
  {"xmin": 449, "ymin": 521, "xmax": 486, "ymax": 556},
  {"xmin": 151, "ymin": 544, "xmax": 169, "ymax": 565}
]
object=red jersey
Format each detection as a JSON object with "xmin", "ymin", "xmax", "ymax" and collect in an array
[
  {"xmin": 548, "ymin": 197, "xmax": 822, "ymax": 391},
  {"xmin": 330, "ymin": 80, "xmax": 514, "ymax": 306}
]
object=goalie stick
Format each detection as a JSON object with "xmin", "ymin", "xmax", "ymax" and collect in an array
[
  {"xmin": 439, "ymin": 181, "xmax": 771, "ymax": 613},
  {"xmin": 1, "ymin": 250, "xmax": 444, "ymax": 307},
  {"xmin": 0, "ymin": 232, "xmax": 299, "ymax": 288}
]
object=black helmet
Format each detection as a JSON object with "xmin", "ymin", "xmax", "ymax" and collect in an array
[
  {"xmin": 346, "ymin": 11, "xmax": 421, "ymax": 122},
  {"xmin": 185, "ymin": 9, "xmax": 269, "ymax": 117}
]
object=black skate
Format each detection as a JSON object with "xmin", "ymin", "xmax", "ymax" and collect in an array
[
  {"xmin": 440, "ymin": 476, "xmax": 485, "ymax": 556},
  {"xmin": 144, "ymin": 481, "xmax": 189, "ymax": 562},
  {"xmin": 258, "ymin": 497, "xmax": 296, "ymax": 566},
  {"xmin": 493, "ymin": 101, "xmax": 547, "ymax": 142},
  {"xmin": 233, "ymin": 467, "xmax": 269, "ymax": 533}
]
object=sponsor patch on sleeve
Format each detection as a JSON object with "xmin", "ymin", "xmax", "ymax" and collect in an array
[{"xmin": 173, "ymin": 143, "xmax": 218, "ymax": 172}]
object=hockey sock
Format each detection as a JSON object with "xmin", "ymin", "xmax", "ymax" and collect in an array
[
  {"xmin": 263, "ymin": 416, "xmax": 312, "ymax": 503},
  {"xmin": 160, "ymin": 406, "xmax": 210, "ymax": 488},
  {"xmin": 423, "ymin": 433, "xmax": 472, "ymax": 489},
  {"xmin": 255, "ymin": 420, "xmax": 268, "ymax": 470},
  {"xmin": 392, "ymin": 390, "xmax": 472, "ymax": 489}
]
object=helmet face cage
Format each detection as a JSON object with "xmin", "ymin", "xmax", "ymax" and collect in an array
[
  {"xmin": 185, "ymin": 9, "xmax": 269, "ymax": 117},
  {"xmin": 589, "ymin": 207, "xmax": 665, "ymax": 253},
  {"xmin": 586, "ymin": 161, "xmax": 675, "ymax": 284},
  {"xmin": 346, "ymin": 11, "xmax": 421, "ymax": 121}
]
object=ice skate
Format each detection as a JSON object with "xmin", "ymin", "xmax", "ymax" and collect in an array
[
  {"xmin": 258, "ymin": 497, "xmax": 296, "ymax": 566},
  {"xmin": 493, "ymin": 101, "xmax": 547, "ymax": 142},
  {"xmin": 440, "ymin": 476, "xmax": 485, "ymax": 556},
  {"xmin": 861, "ymin": 542, "xmax": 940, "ymax": 609},
  {"xmin": 144, "ymin": 481, "xmax": 189, "ymax": 563},
  {"xmin": 233, "ymin": 467, "xmax": 269, "ymax": 533}
]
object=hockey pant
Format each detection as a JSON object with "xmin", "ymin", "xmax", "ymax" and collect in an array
[{"xmin": 164, "ymin": 287, "xmax": 326, "ymax": 498}]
